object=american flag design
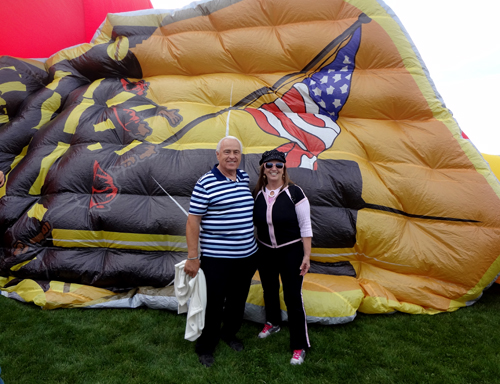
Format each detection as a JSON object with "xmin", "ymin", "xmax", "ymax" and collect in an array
[{"xmin": 246, "ymin": 27, "xmax": 362, "ymax": 170}]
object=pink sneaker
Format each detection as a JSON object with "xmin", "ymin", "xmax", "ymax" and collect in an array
[
  {"xmin": 258, "ymin": 322, "xmax": 281, "ymax": 339},
  {"xmin": 290, "ymin": 349, "xmax": 306, "ymax": 365}
]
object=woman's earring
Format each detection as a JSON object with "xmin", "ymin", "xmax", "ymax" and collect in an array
[{"xmin": 263, "ymin": 174, "xmax": 266, "ymax": 178}]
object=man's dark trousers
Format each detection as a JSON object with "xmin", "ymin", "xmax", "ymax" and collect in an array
[{"xmin": 195, "ymin": 254, "xmax": 257, "ymax": 355}]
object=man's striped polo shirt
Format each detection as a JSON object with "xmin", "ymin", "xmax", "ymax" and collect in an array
[{"xmin": 188, "ymin": 165, "xmax": 258, "ymax": 258}]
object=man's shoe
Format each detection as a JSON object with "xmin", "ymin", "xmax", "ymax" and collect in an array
[
  {"xmin": 258, "ymin": 322, "xmax": 281, "ymax": 339},
  {"xmin": 223, "ymin": 337, "xmax": 244, "ymax": 352},
  {"xmin": 290, "ymin": 349, "xmax": 306, "ymax": 365},
  {"xmin": 198, "ymin": 354, "xmax": 214, "ymax": 367}
]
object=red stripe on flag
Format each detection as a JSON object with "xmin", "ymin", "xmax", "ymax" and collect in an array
[
  {"xmin": 269, "ymin": 111, "xmax": 327, "ymax": 155},
  {"xmin": 245, "ymin": 109, "xmax": 280, "ymax": 136},
  {"xmin": 253, "ymin": 100, "xmax": 328, "ymax": 155},
  {"xmin": 300, "ymin": 112, "xmax": 327, "ymax": 127},
  {"xmin": 262, "ymin": 95, "xmax": 327, "ymax": 128},
  {"xmin": 282, "ymin": 87, "xmax": 306, "ymax": 114}
]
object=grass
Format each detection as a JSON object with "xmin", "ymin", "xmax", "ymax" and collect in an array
[{"xmin": 1, "ymin": 284, "xmax": 499, "ymax": 384}]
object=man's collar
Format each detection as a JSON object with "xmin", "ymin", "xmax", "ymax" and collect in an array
[{"xmin": 212, "ymin": 164, "xmax": 242, "ymax": 181}]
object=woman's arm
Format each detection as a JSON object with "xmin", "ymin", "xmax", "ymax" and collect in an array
[
  {"xmin": 300, "ymin": 237, "xmax": 311, "ymax": 276},
  {"xmin": 295, "ymin": 198, "xmax": 313, "ymax": 238}
]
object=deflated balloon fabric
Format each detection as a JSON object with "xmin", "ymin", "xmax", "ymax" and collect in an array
[{"xmin": 1, "ymin": 0, "xmax": 500, "ymax": 324}]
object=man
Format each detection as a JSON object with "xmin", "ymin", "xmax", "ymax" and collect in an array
[{"xmin": 185, "ymin": 136, "xmax": 258, "ymax": 367}]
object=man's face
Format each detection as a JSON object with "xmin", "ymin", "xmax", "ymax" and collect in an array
[{"xmin": 216, "ymin": 138, "xmax": 242, "ymax": 174}]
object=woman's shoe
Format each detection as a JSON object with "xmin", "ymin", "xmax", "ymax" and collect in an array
[
  {"xmin": 290, "ymin": 349, "xmax": 306, "ymax": 365},
  {"xmin": 258, "ymin": 322, "xmax": 281, "ymax": 338}
]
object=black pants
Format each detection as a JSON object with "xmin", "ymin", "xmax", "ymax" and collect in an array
[
  {"xmin": 195, "ymin": 254, "xmax": 257, "ymax": 355},
  {"xmin": 258, "ymin": 241, "xmax": 310, "ymax": 350}
]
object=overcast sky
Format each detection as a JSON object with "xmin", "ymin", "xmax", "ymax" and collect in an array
[{"xmin": 150, "ymin": 0, "xmax": 500, "ymax": 155}]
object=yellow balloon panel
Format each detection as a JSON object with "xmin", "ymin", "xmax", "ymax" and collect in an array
[{"xmin": 1, "ymin": 0, "xmax": 500, "ymax": 323}]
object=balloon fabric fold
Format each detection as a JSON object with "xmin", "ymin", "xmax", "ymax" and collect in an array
[{"xmin": 1, "ymin": 0, "xmax": 500, "ymax": 324}]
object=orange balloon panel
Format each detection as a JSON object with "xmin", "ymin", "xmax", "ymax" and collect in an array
[{"xmin": 1, "ymin": 0, "xmax": 500, "ymax": 323}]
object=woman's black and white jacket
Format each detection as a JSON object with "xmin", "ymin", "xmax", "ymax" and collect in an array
[{"xmin": 253, "ymin": 184, "xmax": 313, "ymax": 248}]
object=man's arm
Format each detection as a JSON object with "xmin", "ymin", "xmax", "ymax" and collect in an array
[
  {"xmin": 0, "ymin": 171, "xmax": 4, "ymax": 188},
  {"xmin": 185, "ymin": 214, "xmax": 202, "ymax": 278}
]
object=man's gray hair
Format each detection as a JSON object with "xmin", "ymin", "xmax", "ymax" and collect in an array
[{"xmin": 216, "ymin": 136, "xmax": 243, "ymax": 153}]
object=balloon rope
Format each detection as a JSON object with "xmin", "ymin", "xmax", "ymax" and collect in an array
[
  {"xmin": 152, "ymin": 176, "xmax": 202, "ymax": 257},
  {"xmin": 152, "ymin": 177, "xmax": 189, "ymax": 217},
  {"xmin": 225, "ymin": 83, "xmax": 233, "ymax": 137}
]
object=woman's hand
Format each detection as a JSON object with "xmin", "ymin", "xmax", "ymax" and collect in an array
[
  {"xmin": 300, "ymin": 237, "xmax": 312, "ymax": 276},
  {"xmin": 299, "ymin": 255, "xmax": 310, "ymax": 276}
]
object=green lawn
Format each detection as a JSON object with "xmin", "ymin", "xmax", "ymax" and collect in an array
[{"xmin": 1, "ymin": 284, "xmax": 499, "ymax": 384}]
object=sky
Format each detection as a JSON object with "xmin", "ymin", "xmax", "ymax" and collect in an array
[{"xmin": 150, "ymin": 0, "xmax": 500, "ymax": 155}]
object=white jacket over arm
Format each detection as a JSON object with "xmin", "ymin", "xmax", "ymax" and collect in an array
[{"xmin": 174, "ymin": 260, "xmax": 207, "ymax": 341}]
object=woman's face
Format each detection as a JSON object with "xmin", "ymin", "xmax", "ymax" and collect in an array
[{"xmin": 263, "ymin": 160, "xmax": 285, "ymax": 184}]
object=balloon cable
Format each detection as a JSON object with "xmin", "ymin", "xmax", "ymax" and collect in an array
[
  {"xmin": 152, "ymin": 176, "xmax": 202, "ymax": 257},
  {"xmin": 225, "ymin": 83, "xmax": 233, "ymax": 137},
  {"xmin": 152, "ymin": 177, "xmax": 188, "ymax": 217}
]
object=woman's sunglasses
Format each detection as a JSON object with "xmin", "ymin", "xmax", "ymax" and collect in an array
[{"xmin": 265, "ymin": 162, "xmax": 284, "ymax": 169}]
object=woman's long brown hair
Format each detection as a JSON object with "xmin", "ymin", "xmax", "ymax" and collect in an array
[{"xmin": 253, "ymin": 163, "xmax": 294, "ymax": 197}]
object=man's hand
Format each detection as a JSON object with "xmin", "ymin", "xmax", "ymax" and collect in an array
[{"xmin": 184, "ymin": 257, "xmax": 200, "ymax": 278}]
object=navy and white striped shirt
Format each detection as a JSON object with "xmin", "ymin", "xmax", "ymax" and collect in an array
[{"xmin": 188, "ymin": 165, "xmax": 258, "ymax": 258}]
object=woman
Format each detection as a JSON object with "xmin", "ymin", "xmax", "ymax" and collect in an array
[{"xmin": 253, "ymin": 149, "xmax": 312, "ymax": 365}]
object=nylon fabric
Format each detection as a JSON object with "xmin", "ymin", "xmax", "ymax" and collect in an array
[{"xmin": 0, "ymin": 0, "xmax": 499, "ymax": 323}]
